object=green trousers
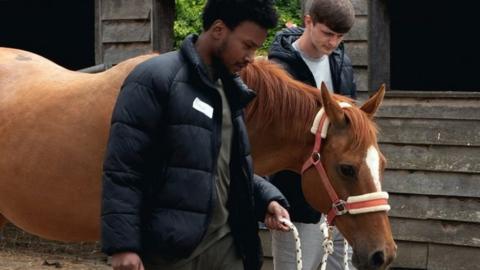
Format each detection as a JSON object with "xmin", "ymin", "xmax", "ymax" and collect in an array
[{"xmin": 143, "ymin": 235, "xmax": 244, "ymax": 270}]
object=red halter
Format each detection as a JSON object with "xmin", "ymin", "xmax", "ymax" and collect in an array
[{"xmin": 301, "ymin": 108, "xmax": 390, "ymax": 225}]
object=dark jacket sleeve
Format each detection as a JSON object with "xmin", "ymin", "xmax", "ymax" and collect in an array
[
  {"xmin": 252, "ymin": 174, "xmax": 290, "ymax": 221},
  {"xmin": 338, "ymin": 51, "xmax": 357, "ymax": 99},
  {"xmin": 101, "ymin": 66, "xmax": 165, "ymax": 255}
]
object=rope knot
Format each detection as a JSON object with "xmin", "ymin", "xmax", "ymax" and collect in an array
[{"xmin": 323, "ymin": 238, "xmax": 334, "ymax": 254}]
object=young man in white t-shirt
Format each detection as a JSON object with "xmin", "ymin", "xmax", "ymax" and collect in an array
[{"xmin": 268, "ymin": 0, "xmax": 357, "ymax": 269}]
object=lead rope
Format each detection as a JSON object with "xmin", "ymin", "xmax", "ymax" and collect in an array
[
  {"xmin": 319, "ymin": 221, "xmax": 334, "ymax": 270},
  {"xmin": 279, "ymin": 218, "xmax": 303, "ymax": 270},
  {"xmin": 343, "ymin": 237, "xmax": 350, "ymax": 270},
  {"xmin": 319, "ymin": 220, "xmax": 349, "ymax": 270},
  {"xmin": 279, "ymin": 218, "xmax": 349, "ymax": 270}
]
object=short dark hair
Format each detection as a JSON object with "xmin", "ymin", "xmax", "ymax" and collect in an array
[
  {"xmin": 202, "ymin": 0, "xmax": 278, "ymax": 31},
  {"xmin": 306, "ymin": 0, "xmax": 355, "ymax": 33}
]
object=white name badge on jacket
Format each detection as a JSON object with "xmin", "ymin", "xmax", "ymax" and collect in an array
[{"xmin": 192, "ymin": 97, "xmax": 213, "ymax": 119}]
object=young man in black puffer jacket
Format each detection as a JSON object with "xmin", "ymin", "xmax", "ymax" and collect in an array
[
  {"xmin": 101, "ymin": 1, "xmax": 292, "ymax": 270},
  {"xmin": 268, "ymin": 0, "xmax": 357, "ymax": 269}
]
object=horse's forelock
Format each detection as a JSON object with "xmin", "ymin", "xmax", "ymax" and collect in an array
[{"xmin": 343, "ymin": 106, "xmax": 378, "ymax": 150}]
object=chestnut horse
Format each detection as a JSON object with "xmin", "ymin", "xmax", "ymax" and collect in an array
[{"xmin": 0, "ymin": 48, "xmax": 395, "ymax": 269}]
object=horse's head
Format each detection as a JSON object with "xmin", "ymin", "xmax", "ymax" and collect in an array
[
  {"xmin": 241, "ymin": 60, "xmax": 396, "ymax": 269},
  {"xmin": 302, "ymin": 83, "xmax": 396, "ymax": 270}
]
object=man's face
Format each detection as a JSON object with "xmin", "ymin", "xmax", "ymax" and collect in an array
[
  {"xmin": 306, "ymin": 17, "xmax": 345, "ymax": 56},
  {"xmin": 216, "ymin": 21, "xmax": 267, "ymax": 73}
]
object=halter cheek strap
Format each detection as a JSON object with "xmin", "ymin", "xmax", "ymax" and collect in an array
[{"xmin": 302, "ymin": 103, "xmax": 391, "ymax": 225}]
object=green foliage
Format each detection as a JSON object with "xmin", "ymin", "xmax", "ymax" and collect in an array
[
  {"xmin": 261, "ymin": 0, "xmax": 302, "ymax": 54},
  {"xmin": 174, "ymin": 0, "xmax": 204, "ymax": 48},
  {"xmin": 174, "ymin": 0, "xmax": 303, "ymax": 54}
]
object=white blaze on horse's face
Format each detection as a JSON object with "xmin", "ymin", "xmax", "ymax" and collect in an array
[{"xmin": 366, "ymin": 145, "xmax": 381, "ymax": 191}]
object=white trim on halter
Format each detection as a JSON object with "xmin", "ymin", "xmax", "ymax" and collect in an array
[
  {"xmin": 310, "ymin": 102, "xmax": 353, "ymax": 136},
  {"xmin": 347, "ymin": 191, "xmax": 391, "ymax": 214}
]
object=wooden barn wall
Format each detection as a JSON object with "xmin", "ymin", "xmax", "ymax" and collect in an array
[
  {"xmin": 95, "ymin": 0, "xmax": 152, "ymax": 66},
  {"xmin": 344, "ymin": 0, "xmax": 368, "ymax": 94},
  {"xmin": 376, "ymin": 93, "xmax": 480, "ymax": 270}
]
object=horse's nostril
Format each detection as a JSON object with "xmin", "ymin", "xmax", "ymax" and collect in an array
[{"xmin": 370, "ymin": 250, "xmax": 385, "ymax": 268}]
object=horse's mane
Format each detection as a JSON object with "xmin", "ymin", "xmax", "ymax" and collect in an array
[{"xmin": 240, "ymin": 59, "xmax": 377, "ymax": 149}]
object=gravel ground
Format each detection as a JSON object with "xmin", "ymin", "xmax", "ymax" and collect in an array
[
  {"xmin": 0, "ymin": 224, "xmax": 110, "ymax": 270},
  {"xmin": 0, "ymin": 249, "xmax": 110, "ymax": 270}
]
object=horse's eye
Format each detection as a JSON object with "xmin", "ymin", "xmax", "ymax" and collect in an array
[{"xmin": 339, "ymin": 164, "xmax": 356, "ymax": 178}]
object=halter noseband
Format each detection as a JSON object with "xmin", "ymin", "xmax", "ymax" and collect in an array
[{"xmin": 301, "ymin": 103, "xmax": 390, "ymax": 225}]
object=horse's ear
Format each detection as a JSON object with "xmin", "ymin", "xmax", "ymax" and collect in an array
[
  {"xmin": 360, "ymin": 84, "xmax": 386, "ymax": 118},
  {"xmin": 321, "ymin": 82, "xmax": 346, "ymax": 127}
]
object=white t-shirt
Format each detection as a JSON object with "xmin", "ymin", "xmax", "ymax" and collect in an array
[{"xmin": 292, "ymin": 40, "xmax": 333, "ymax": 92}]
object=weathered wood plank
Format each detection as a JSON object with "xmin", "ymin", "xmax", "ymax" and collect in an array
[
  {"xmin": 368, "ymin": 0, "xmax": 390, "ymax": 91},
  {"xmin": 383, "ymin": 170, "xmax": 480, "ymax": 198},
  {"xmin": 377, "ymin": 97, "xmax": 480, "ymax": 120},
  {"xmin": 152, "ymin": 0, "xmax": 175, "ymax": 53},
  {"xmin": 101, "ymin": 0, "xmax": 150, "ymax": 20},
  {"xmin": 345, "ymin": 16, "xmax": 367, "ymax": 41},
  {"xmin": 385, "ymin": 91, "xmax": 480, "ymax": 99},
  {"xmin": 389, "ymin": 194, "xmax": 480, "ymax": 223},
  {"xmin": 377, "ymin": 118, "xmax": 480, "ymax": 146},
  {"xmin": 102, "ymin": 21, "xmax": 150, "ymax": 43},
  {"xmin": 390, "ymin": 241, "xmax": 427, "ymax": 269},
  {"xmin": 344, "ymin": 42, "xmax": 367, "ymax": 66},
  {"xmin": 390, "ymin": 217, "xmax": 480, "ymax": 247},
  {"xmin": 351, "ymin": 0, "xmax": 368, "ymax": 16},
  {"xmin": 353, "ymin": 67, "xmax": 367, "ymax": 92},
  {"xmin": 428, "ymin": 244, "xmax": 480, "ymax": 270},
  {"xmin": 103, "ymin": 43, "xmax": 152, "ymax": 65},
  {"xmin": 380, "ymin": 144, "xmax": 480, "ymax": 173}
]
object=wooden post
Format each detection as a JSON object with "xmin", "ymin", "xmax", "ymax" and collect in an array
[
  {"xmin": 368, "ymin": 0, "xmax": 390, "ymax": 92},
  {"xmin": 152, "ymin": 0, "xmax": 175, "ymax": 53}
]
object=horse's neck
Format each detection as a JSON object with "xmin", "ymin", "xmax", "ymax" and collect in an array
[
  {"xmin": 247, "ymin": 125, "xmax": 313, "ymax": 176},
  {"xmin": 246, "ymin": 103, "xmax": 317, "ymax": 176}
]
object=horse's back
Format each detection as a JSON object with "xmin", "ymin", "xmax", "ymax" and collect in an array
[
  {"xmin": 0, "ymin": 48, "xmax": 155, "ymax": 241},
  {"xmin": 0, "ymin": 47, "xmax": 72, "ymax": 80}
]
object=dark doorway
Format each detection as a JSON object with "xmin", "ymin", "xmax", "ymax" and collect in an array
[
  {"xmin": 0, "ymin": 0, "xmax": 94, "ymax": 70},
  {"xmin": 389, "ymin": 1, "xmax": 479, "ymax": 91}
]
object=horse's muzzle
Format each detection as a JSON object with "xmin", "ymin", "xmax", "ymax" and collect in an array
[{"xmin": 352, "ymin": 243, "xmax": 397, "ymax": 270}]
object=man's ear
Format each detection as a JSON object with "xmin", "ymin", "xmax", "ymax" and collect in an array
[
  {"xmin": 304, "ymin": 15, "xmax": 312, "ymax": 27},
  {"xmin": 210, "ymin": 19, "xmax": 228, "ymax": 40}
]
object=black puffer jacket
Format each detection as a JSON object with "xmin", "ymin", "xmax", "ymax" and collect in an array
[
  {"xmin": 101, "ymin": 34, "xmax": 289, "ymax": 270},
  {"xmin": 268, "ymin": 27, "xmax": 356, "ymax": 223}
]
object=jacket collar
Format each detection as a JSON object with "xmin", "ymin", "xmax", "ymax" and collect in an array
[
  {"xmin": 270, "ymin": 27, "xmax": 345, "ymax": 63},
  {"xmin": 268, "ymin": 27, "xmax": 346, "ymax": 90},
  {"xmin": 180, "ymin": 34, "xmax": 256, "ymax": 112}
]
